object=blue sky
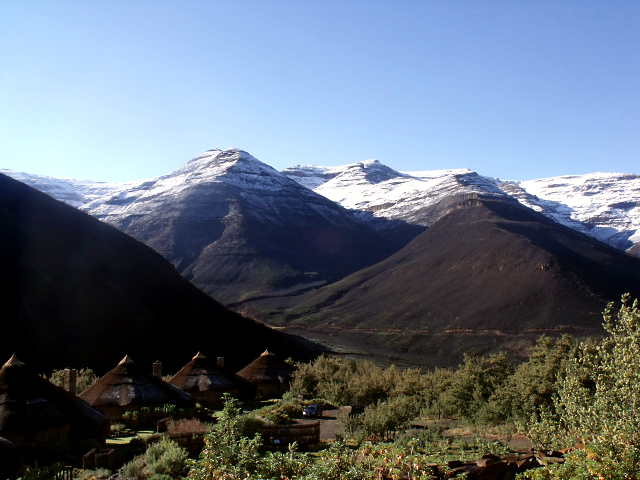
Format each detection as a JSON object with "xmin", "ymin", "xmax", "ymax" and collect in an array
[{"xmin": 1, "ymin": 1, "xmax": 638, "ymax": 182}]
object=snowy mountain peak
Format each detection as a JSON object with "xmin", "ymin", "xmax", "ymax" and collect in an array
[
  {"xmin": 178, "ymin": 148, "xmax": 280, "ymax": 180},
  {"xmin": 4, "ymin": 150, "xmax": 639, "ymax": 257},
  {"xmin": 334, "ymin": 159, "xmax": 413, "ymax": 185},
  {"xmin": 497, "ymin": 172, "xmax": 640, "ymax": 252},
  {"xmin": 288, "ymin": 162, "xmax": 509, "ymax": 226}
]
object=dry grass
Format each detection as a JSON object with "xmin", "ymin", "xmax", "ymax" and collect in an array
[{"xmin": 167, "ymin": 418, "xmax": 211, "ymax": 436}]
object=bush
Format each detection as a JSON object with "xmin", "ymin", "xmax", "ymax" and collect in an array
[
  {"xmin": 188, "ymin": 394, "xmax": 262, "ymax": 480},
  {"xmin": 487, "ymin": 334, "xmax": 576, "ymax": 425},
  {"xmin": 525, "ymin": 295, "xmax": 640, "ymax": 479},
  {"xmin": 119, "ymin": 437, "xmax": 189, "ymax": 480},
  {"xmin": 166, "ymin": 418, "xmax": 210, "ymax": 436},
  {"xmin": 438, "ymin": 352, "xmax": 513, "ymax": 422},
  {"xmin": 47, "ymin": 368, "xmax": 98, "ymax": 393},
  {"xmin": 340, "ymin": 395, "xmax": 422, "ymax": 441},
  {"xmin": 289, "ymin": 356, "xmax": 397, "ymax": 405},
  {"xmin": 74, "ymin": 468, "xmax": 112, "ymax": 480}
]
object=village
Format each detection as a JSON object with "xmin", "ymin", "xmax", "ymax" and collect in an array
[
  {"xmin": 0, "ymin": 349, "xmax": 310, "ymax": 478},
  {"xmin": 0, "ymin": 339, "xmax": 599, "ymax": 480}
]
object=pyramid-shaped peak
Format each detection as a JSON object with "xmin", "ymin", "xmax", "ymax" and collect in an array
[
  {"xmin": 178, "ymin": 148, "xmax": 283, "ymax": 181},
  {"xmin": 333, "ymin": 159, "xmax": 410, "ymax": 185},
  {"xmin": 192, "ymin": 351, "xmax": 207, "ymax": 360},
  {"xmin": 2, "ymin": 354, "xmax": 26, "ymax": 369}
]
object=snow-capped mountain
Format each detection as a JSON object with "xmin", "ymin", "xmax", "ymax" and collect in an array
[
  {"xmin": 498, "ymin": 173, "xmax": 640, "ymax": 255},
  {"xmin": 283, "ymin": 161, "xmax": 640, "ymax": 257},
  {"xmin": 285, "ymin": 160, "xmax": 510, "ymax": 230},
  {"xmin": 0, "ymin": 169, "xmax": 128, "ymax": 208},
  {"xmin": 4, "ymin": 149, "xmax": 639, "ymax": 268},
  {"xmin": 0, "ymin": 172, "xmax": 319, "ymax": 372},
  {"xmin": 4, "ymin": 149, "xmax": 640, "ymax": 365},
  {"xmin": 6, "ymin": 149, "xmax": 393, "ymax": 306}
]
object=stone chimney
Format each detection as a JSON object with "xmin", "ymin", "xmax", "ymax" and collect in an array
[
  {"xmin": 152, "ymin": 361, "xmax": 162, "ymax": 378},
  {"xmin": 64, "ymin": 368, "xmax": 77, "ymax": 396},
  {"xmin": 216, "ymin": 357, "xmax": 225, "ymax": 368}
]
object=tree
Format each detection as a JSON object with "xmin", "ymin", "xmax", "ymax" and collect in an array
[
  {"xmin": 188, "ymin": 394, "xmax": 262, "ymax": 480},
  {"xmin": 47, "ymin": 367, "xmax": 98, "ymax": 393},
  {"xmin": 438, "ymin": 352, "xmax": 513, "ymax": 422},
  {"xmin": 120, "ymin": 437, "xmax": 189, "ymax": 480},
  {"xmin": 488, "ymin": 334, "xmax": 576, "ymax": 424},
  {"xmin": 525, "ymin": 295, "xmax": 640, "ymax": 479}
]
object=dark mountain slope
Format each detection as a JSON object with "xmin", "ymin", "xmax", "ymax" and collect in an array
[
  {"xmin": 0, "ymin": 173, "xmax": 320, "ymax": 374},
  {"xmin": 88, "ymin": 149, "xmax": 398, "ymax": 307},
  {"xmin": 283, "ymin": 198, "xmax": 640, "ymax": 364}
]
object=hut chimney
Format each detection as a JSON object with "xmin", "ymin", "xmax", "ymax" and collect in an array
[
  {"xmin": 216, "ymin": 357, "xmax": 225, "ymax": 368},
  {"xmin": 64, "ymin": 368, "xmax": 77, "ymax": 395},
  {"xmin": 152, "ymin": 361, "xmax": 162, "ymax": 378}
]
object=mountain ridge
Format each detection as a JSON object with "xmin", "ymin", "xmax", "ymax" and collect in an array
[
  {"xmin": 45, "ymin": 149, "xmax": 398, "ymax": 305},
  {"xmin": 6, "ymin": 150, "xmax": 636, "ymax": 257},
  {"xmin": 0, "ymin": 172, "xmax": 320, "ymax": 373},
  {"xmin": 278, "ymin": 197, "xmax": 640, "ymax": 365},
  {"xmin": 3, "ymin": 149, "xmax": 640, "ymax": 367}
]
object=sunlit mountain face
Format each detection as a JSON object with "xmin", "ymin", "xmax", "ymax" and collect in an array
[{"xmin": 4, "ymin": 149, "xmax": 640, "ymax": 367}]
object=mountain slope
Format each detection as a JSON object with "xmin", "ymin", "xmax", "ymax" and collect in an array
[
  {"xmin": 498, "ymin": 173, "xmax": 640, "ymax": 255},
  {"xmin": 283, "ymin": 162, "xmax": 640, "ymax": 257},
  {"xmin": 282, "ymin": 198, "xmax": 640, "ymax": 365},
  {"xmin": 284, "ymin": 161, "xmax": 509, "ymax": 233},
  {"xmin": 78, "ymin": 149, "xmax": 397, "ymax": 306},
  {"xmin": 0, "ymin": 173, "xmax": 320, "ymax": 373}
]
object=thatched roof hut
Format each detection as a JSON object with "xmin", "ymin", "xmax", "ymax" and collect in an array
[
  {"xmin": 0, "ymin": 436, "xmax": 20, "ymax": 480},
  {"xmin": 0, "ymin": 355, "xmax": 108, "ymax": 450},
  {"xmin": 79, "ymin": 355, "xmax": 195, "ymax": 421},
  {"xmin": 168, "ymin": 352, "xmax": 256, "ymax": 407},
  {"xmin": 237, "ymin": 350, "xmax": 294, "ymax": 398}
]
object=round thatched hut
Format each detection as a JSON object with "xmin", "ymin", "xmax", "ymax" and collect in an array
[
  {"xmin": 79, "ymin": 355, "xmax": 195, "ymax": 421},
  {"xmin": 237, "ymin": 350, "xmax": 294, "ymax": 399},
  {"xmin": 0, "ymin": 355, "xmax": 108, "ymax": 450},
  {"xmin": 0, "ymin": 436, "xmax": 20, "ymax": 480},
  {"xmin": 168, "ymin": 352, "xmax": 256, "ymax": 408}
]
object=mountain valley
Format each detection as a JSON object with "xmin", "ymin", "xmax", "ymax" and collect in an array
[{"xmin": 4, "ymin": 149, "xmax": 640, "ymax": 366}]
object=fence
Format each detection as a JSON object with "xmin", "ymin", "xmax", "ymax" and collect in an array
[
  {"xmin": 53, "ymin": 466, "xmax": 73, "ymax": 480},
  {"xmin": 82, "ymin": 448, "xmax": 116, "ymax": 470},
  {"xmin": 261, "ymin": 422, "xmax": 320, "ymax": 448}
]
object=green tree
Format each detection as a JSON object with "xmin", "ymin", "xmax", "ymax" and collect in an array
[
  {"xmin": 120, "ymin": 437, "xmax": 189, "ymax": 480},
  {"xmin": 188, "ymin": 394, "xmax": 262, "ymax": 480},
  {"xmin": 438, "ymin": 352, "xmax": 513, "ymax": 422},
  {"xmin": 524, "ymin": 295, "xmax": 640, "ymax": 479},
  {"xmin": 47, "ymin": 367, "xmax": 98, "ymax": 393},
  {"xmin": 488, "ymin": 334, "xmax": 576, "ymax": 424}
]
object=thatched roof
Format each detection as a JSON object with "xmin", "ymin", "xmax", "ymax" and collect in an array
[
  {"xmin": 79, "ymin": 355, "xmax": 194, "ymax": 409},
  {"xmin": 168, "ymin": 352, "xmax": 255, "ymax": 396},
  {"xmin": 0, "ymin": 436, "xmax": 19, "ymax": 479},
  {"xmin": 0, "ymin": 354, "xmax": 108, "ymax": 442},
  {"xmin": 237, "ymin": 350, "xmax": 294, "ymax": 385}
]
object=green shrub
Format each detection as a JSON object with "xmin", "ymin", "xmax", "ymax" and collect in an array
[
  {"xmin": 525, "ymin": 295, "xmax": 640, "ymax": 479},
  {"xmin": 120, "ymin": 457, "xmax": 145, "ymax": 480},
  {"xmin": 488, "ymin": 334, "xmax": 577, "ymax": 425},
  {"xmin": 119, "ymin": 437, "xmax": 189, "ymax": 480},
  {"xmin": 47, "ymin": 368, "xmax": 98, "ymax": 393},
  {"xmin": 188, "ymin": 394, "xmax": 262, "ymax": 480},
  {"xmin": 438, "ymin": 352, "xmax": 513, "ymax": 422},
  {"xmin": 74, "ymin": 469, "xmax": 112, "ymax": 480}
]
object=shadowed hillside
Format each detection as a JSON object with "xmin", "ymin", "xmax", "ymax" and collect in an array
[
  {"xmin": 0, "ymin": 174, "xmax": 321, "ymax": 374},
  {"xmin": 84, "ymin": 150, "xmax": 399, "ymax": 306},
  {"xmin": 281, "ymin": 198, "xmax": 640, "ymax": 365}
]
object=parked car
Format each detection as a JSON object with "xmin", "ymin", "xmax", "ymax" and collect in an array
[{"xmin": 302, "ymin": 404, "xmax": 323, "ymax": 418}]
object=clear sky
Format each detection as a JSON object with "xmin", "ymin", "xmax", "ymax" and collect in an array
[{"xmin": 1, "ymin": 1, "xmax": 638, "ymax": 182}]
